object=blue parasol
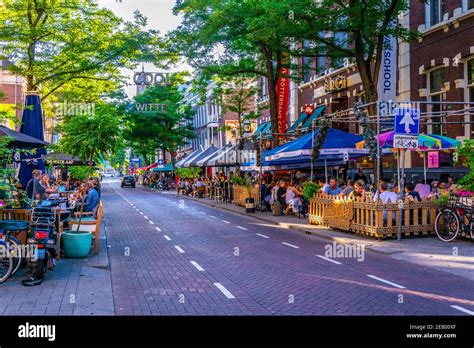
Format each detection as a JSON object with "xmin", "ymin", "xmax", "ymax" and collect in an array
[{"xmin": 18, "ymin": 93, "xmax": 47, "ymax": 188}]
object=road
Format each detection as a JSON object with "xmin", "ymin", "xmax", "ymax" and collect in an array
[{"xmin": 102, "ymin": 178, "xmax": 474, "ymax": 316}]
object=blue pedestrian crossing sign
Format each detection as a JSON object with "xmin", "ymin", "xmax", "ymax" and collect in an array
[
  {"xmin": 158, "ymin": 159, "xmax": 164, "ymax": 165},
  {"xmin": 394, "ymin": 107, "xmax": 420, "ymax": 149}
]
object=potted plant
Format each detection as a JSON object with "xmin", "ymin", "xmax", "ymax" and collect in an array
[
  {"xmin": 302, "ymin": 181, "xmax": 320, "ymax": 201},
  {"xmin": 232, "ymin": 176, "xmax": 255, "ymax": 213},
  {"xmin": 61, "ymin": 230, "xmax": 93, "ymax": 258}
]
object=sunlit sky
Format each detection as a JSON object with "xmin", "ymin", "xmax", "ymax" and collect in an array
[{"xmin": 97, "ymin": 0, "xmax": 188, "ymax": 98}]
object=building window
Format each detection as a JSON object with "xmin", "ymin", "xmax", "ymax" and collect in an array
[
  {"xmin": 469, "ymin": 0, "xmax": 474, "ymax": 10},
  {"xmin": 428, "ymin": 67, "xmax": 445, "ymax": 135},
  {"xmin": 430, "ymin": 68, "xmax": 445, "ymax": 93},
  {"xmin": 430, "ymin": 0, "xmax": 446, "ymax": 26},
  {"xmin": 316, "ymin": 56, "xmax": 327, "ymax": 75}
]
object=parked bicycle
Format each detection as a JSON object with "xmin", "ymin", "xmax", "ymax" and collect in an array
[
  {"xmin": 0, "ymin": 225, "xmax": 25, "ymax": 284},
  {"xmin": 434, "ymin": 195, "xmax": 474, "ymax": 242}
]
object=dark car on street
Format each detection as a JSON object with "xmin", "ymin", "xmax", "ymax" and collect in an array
[{"xmin": 121, "ymin": 176, "xmax": 136, "ymax": 188}]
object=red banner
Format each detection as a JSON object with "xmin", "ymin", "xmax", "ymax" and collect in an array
[{"xmin": 276, "ymin": 67, "xmax": 290, "ymax": 135}]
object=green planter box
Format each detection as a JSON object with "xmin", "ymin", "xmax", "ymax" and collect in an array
[{"xmin": 61, "ymin": 231, "xmax": 92, "ymax": 258}]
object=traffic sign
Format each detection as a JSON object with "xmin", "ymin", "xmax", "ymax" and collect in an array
[
  {"xmin": 158, "ymin": 159, "xmax": 164, "ymax": 165},
  {"xmin": 394, "ymin": 107, "xmax": 420, "ymax": 149}
]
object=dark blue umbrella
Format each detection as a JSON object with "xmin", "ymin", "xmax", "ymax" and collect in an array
[{"xmin": 18, "ymin": 93, "xmax": 47, "ymax": 188}]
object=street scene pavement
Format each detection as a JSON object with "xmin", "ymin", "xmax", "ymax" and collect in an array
[{"xmin": 3, "ymin": 177, "xmax": 472, "ymax": 316}]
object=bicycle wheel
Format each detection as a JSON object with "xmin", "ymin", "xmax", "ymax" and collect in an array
[
  {"xmin": 435, "ymin": 209, "xmax": 460, "ymax": 242},
  {"xmin": 7, "ymin": 238, "xmax": 22, "ymax": 276},
  {"xmin": 0, "ymin": 242, "xmax": 13, "ymax": 284}
]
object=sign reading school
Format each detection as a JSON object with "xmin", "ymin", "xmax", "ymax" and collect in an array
[{"xmin": 393, "ymin": 107, "xmax": 420, "ymax": 149}]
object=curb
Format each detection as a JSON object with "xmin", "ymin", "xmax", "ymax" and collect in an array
[{"xmin": 142, "ymin": 186, "xmax": 400, "ymax": 256}]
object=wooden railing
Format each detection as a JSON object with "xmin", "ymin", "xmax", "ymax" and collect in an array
[
  {"xmin": 1, "ymin": 208, "xmax": 32, "ymax": 222},
  {"xmin": 233, "ymin": 185, "xmax": 260, "ymax": 208},
  {"xmin": 309, "ymin": 193, "xmax": 437, "ymax": 238}
]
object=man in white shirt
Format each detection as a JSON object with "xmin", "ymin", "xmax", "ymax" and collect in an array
[{"xmin": 373, "ymin": 182, "xmax": 398, "ymax": 203}]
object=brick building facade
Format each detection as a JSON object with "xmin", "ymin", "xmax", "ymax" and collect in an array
[
  {"xmin": 410, "ymin": 0, "xmax": 474, "ymax": 140},
  {"xmin": 0, "ymin": 59, "xmax": 25, "ymax": 129}
]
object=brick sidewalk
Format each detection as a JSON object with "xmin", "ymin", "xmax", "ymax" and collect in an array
[
  {"xmin": 150, "ymin": 187, "xmax": 474, "ymax": 281},
  {"xmin": 0, "ymin": 222, "xmax": 114, "ymax": 316}
]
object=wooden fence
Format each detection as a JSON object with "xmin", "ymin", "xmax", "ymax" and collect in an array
[
  {"xmin": 233, "ymin": 185, "xmax": 260, "ymax": 208},
  {"xmin": 309, "ymin": 193, "xmax": 437, "ymax": 238}
]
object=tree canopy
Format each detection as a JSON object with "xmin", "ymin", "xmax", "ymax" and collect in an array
[
  {"xmin": 0, "ymin": 0, "xmax": 173, "ymax": 100},
  {"xmin": 123, "ymin": 74, "xmax": 195, "ymax": 166}
]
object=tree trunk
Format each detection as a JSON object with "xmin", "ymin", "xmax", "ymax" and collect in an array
[{"xmin": 262, "ymin": 48, "xmax": 280, "ymax": 147}]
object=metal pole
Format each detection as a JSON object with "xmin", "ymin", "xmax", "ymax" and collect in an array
[
  {"xmin": 324, "ymin": 158, "xmax": 328, "ymax": 183},
  {"xmin": 397, "ymin": 149, "xmax": 406, "ymax": 241},
  {"xmin": 377, "ymin": 104, "xmax": 381, "ymax": 191},
  {"xmin": 397, "ymin": 148, "xmax": 400, "ymax": 192},
  {"xmin": 310, "ymin": 119, "xmax": 314, "ymax": 181},
  {"xmin": 423, "ymin": 152, "xmax": 427, "ymax": 185},
  {"xmin": 259, "ymin": 137, "xmax": 263, "ymax": 211}
]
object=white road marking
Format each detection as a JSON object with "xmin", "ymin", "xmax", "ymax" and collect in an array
[
  {"xmin": 144, "ymin": 216, "xmax": 149, "ymax": 220},
  {"xmin": 281, "ymin": 242, "xmax": 299, "ymax": 249},
  {"xmin": 213, "ymin": 283, "xmax": 235, "ymax": 299},
  {"xmin": 155, "ymin": 227, "xmax": 162, "ymax": 232},
  {"xmin": 190, "ymin": 261, "xmax": 205, "ymax": 272},
  {"xmin": 174, "ymin": 245, "xmax": 185, "ymax": 253},
  {"xmin": 450, "ymin": 305, "xmax": 474, "ymax": 315},
  {"xmin": 236, "ymin": 226, "xmax": 248, "ymax": 231},
  {"xmin": 256, "ymin": 233, "xmax": 270, "ymax": 239},
  {"xmin": 210, "ymin": 216, "xmax": 217, "ymax": 219},
  {"xmin": 164, "ymin": 235, "xmax": 171, "ymax": 241},
  {"xmin": 222, "ymin": 220, "xmax": 230, "ymax": 224},
  {"xmin": 149, "ymin": 220, "xmax": 154, "ymax": 225},
  {"xmin": 367, "ymin": 275, "xmax": 406, "ymax": 289},
  {"xmin": 139, "ymin": 212, "xmax": 144, "ymax": 215},
  {"xmin": 135, "ymin": 209, "xmax": 139, "ymax": 212},
  {"xmin": 316, "ymin": 255, "xmax": 342, "ymax": 265}
]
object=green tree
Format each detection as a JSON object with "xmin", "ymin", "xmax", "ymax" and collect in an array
[
  {"xmin": 169, "ymin": 0, "xmax": 297, "ymax": 142},
  {"xmin": 58, "ymin": 103, "xmax": 122, "ymax": 165},
  {"xmin": 214, "ymin": 77, "xmax": 259, "ymax": 175},
  {"xmin": 286, "ymin": 0, "xmax": 415, "ymax": 111},
  {"xmin": 124, "ymin": 74, "xmax": 195, "ymax": 168},
  {"xmin": 456, "ymin": 140, "xmax": 474, "ymax": 192},
  {"xmin": 170, "ymin": 0, "xmax": 417, "ymax": 124},
  {"xmin": 0, "ymin": 0, "xmax": 171, "ymax": 101}
]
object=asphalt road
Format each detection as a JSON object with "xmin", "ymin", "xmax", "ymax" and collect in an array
[{"xmin": 102, "ymin": 178, "xmax": 474, "ymax": 316}]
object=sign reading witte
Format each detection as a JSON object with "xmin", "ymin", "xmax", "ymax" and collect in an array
[{"xmin": 393, "ymin": 107, "xmax": 420, "ymax": 149}]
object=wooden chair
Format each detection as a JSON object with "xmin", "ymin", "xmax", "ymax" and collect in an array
[{"xmin": 68, "ymin": 201, "xmax": 104, "ymax": 254}]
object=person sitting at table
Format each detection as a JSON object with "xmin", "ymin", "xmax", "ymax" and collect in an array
[
  {"xmin": 323, "ymin": 178, "xmax": 342, "ymax": 196},
  {"xmin": 83, "ymin": 182, "xmax": 100, "ymax": 213},
  {"xmin": 26, "ymin": 169, "xmax": 42, "ymax": 199},
  {"xmin": 373, "ymin": 182, "xmax": 398, "ymax": 203},
  {"xmin": 405, "ymin": 183, "xmax": 422, "ymax": 202},
  {"xmin": 348, "ymin": 181, "xmax": 366, "ymax": 201},
  {"xmin": 414, "ymin": 181, "xmax": 431, "ymax": 199},
  {"xmin": 195, "ymin": 177, "xmax": 206, "ymax": 198},
  {"xmin": 40, "ymin": 174, "xmax": 59, "ymax": 197}
]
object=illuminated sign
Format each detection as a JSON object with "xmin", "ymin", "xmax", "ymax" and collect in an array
[{"xmin": 324, "ymin": 76, "xmax": 347, "ymax": 93}]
